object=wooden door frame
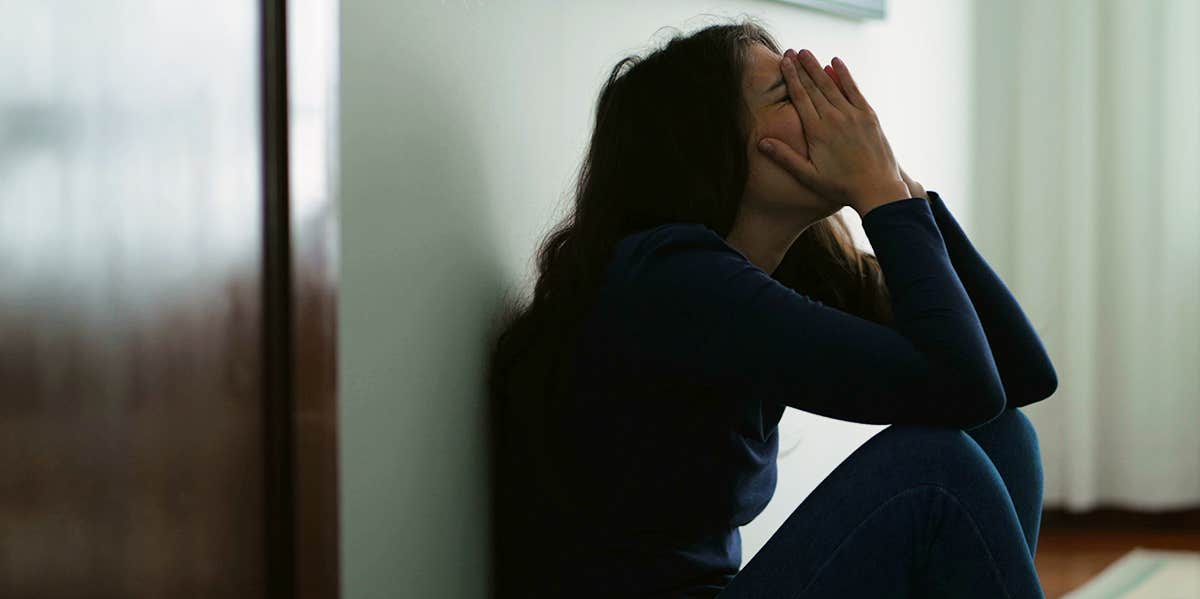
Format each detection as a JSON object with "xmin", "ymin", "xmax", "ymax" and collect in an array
[
  {"xmin": 261, "ymin": 0, "xmax": 340, "ymax": 596},
  {"xmin": 260, "ymin": 0, "xmax": 296, "ymax": 595}
]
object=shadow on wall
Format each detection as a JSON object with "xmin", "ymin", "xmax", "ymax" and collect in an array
[{"xmin": 340, "ymin": 31, "xmax": 509, "ymax": 599}]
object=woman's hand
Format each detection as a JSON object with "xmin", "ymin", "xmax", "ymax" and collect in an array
[
  {"xmin": 757, "ymin": 49, "xmax": 909, "ymax": 216},
  {"xmin": 822, "ymin": 63, "xmax": 927, "ymax": 203},
  {"xmin": 898, "ymin": 164, "xmax": 927, "ymax": 202}
]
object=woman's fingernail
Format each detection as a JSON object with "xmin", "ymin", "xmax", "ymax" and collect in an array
[{"xmin": 758, "ymin": 139, "xmax": 773, "ymax": 153}]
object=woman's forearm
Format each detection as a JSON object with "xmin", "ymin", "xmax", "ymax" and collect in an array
[{"xmin": 924, "ymin": 189, "xmax": 1059, "ymax": 408}]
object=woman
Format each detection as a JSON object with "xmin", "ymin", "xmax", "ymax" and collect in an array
[{"xmin": 487, "ymin": 18, "xmax": 1057, "ymax": 599}]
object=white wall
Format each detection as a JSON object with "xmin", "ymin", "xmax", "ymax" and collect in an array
[{"xmin": 339, "ymin": 1, "xmax": 974, "ymax": 597}]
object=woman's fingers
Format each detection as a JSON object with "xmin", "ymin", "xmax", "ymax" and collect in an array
[
  {"xmin": 781, "ymin": 51, "xmax": 820, "ymax": 127},
  {"xmin": 758, "ymin": 135, "xmax": 817, "ymax": 188},
  {"xmin": 830, "ymin": 56, "xmax": 874, "ymax": 114},
  {"xmin": 784, "ymin": 50, "xmax": 828, "ymax": 120},
  {"xmin": 796, "ymin": 49, "xmax": 852, "ymax": 114},
  {"xmin": 824, "ymin": 64, "xmax": 847, "ymax": 98}
]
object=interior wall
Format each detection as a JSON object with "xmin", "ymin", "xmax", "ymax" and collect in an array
[{"xmin": 338, "ymin": 1, "xmax": 973, "ymax": 597}]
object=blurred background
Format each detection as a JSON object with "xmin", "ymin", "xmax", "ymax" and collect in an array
[{"xmin": 2, "ymin": 0, "xmax": 1196, "ymax": 598}]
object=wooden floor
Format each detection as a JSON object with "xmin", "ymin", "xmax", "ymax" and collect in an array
[{"xmin": 1034, "ymin": 508, "xmax": 1200, "ymax": 598}]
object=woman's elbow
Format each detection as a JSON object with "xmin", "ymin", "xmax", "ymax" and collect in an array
[
  {"xmin": 1037, "ymin": 367, "xmax": 1059, "ymax": 399},
  {"xmin": 937, "ymin": 378, "xmax": 1006, "ymax": 429},
  {"xmin": 1011, "ymin": 367, "xmax": 1058, "ymax": 409},
  {"xmin": 970, "ymin": 387, "xmax": 1007, "ymax": 428}
]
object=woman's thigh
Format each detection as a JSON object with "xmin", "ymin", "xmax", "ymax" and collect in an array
[{"xmin": 716, "ymin": 420, "xmax": 1045, "ymax": 599}]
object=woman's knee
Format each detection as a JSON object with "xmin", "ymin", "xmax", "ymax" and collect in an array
[
  {"xmin": 963, "ymin": 408, "xmax": 1045, "ymax": 524},
  {"xmin": 967, "ymin": 405, "xmax": 1038, "ymax": 440},
  {"xmin": 874, "ymin": 423, "xmax": 984, "ymax": 457},
  {"xmin": 859, "ymin": 424, "xmax": 1005, "ymax": 492},
  {"xmin": 1009, "ymin": 407, "xmax": 1041, "ymax": 455},
  {"xmin": 964, "ymin": 407, "xmax": 1043, "ymax": 475}
]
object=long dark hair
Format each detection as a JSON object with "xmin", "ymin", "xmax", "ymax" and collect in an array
[{"xmin": 486, "ymin": 17, "xmax": 893, "ymax": 595}]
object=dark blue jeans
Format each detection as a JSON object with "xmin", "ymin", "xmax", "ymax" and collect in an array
[{"xmin": 716, "ymin": 408, "xmax": 1045, "ymax": 598}]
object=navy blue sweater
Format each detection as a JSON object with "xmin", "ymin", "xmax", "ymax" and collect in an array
[{"xmin": 517, "ymin": 191, "xmax": 1057, "ymax": 598}]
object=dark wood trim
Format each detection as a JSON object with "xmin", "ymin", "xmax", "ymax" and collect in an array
[
  {"xmin": 261, "ymin": 0, "xmax": 296, "ymax": 596},
  {"xmin": 1042, "ymin": 507, "xmax": 1200, "ymax": 531}
]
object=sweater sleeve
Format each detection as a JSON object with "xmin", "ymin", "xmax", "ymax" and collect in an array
[
  {"xmin": 615, "ymin": 197, "xmax": 1006, "ymax": 429},
  {"xmin": 925, "ymin": 190, "xmax": 1059, "ymax": 408}
]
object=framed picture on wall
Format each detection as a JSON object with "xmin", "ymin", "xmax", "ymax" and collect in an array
[{"xmin": 771, "ymin": 0, "xmax": 887, "ymax": 20}]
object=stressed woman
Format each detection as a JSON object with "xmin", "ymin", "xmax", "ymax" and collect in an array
[{"xmin": 488, "ymin": 18, "xmax": 1057, "ymax": 599}]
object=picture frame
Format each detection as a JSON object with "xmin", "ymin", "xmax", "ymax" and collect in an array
[{"xmin": 770, "ymin": 0, "xmax": 887, "ymax": 20}]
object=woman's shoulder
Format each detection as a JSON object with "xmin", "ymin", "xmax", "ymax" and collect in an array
[
  {"xmin": 618, "ymin": 220, "xmax": 716, "ymax": 245},
  {"xmin": 605, "ymin": 221, "xmax": 753, "ymax": 293},
  {"xmin": 615, "ymin": 221, "xmax": 742, "ymax": 266}
]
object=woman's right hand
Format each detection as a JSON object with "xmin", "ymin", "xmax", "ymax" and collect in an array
[{"xmin": 757, "ymin": 49, "xmax": 910, "ymax": 216}]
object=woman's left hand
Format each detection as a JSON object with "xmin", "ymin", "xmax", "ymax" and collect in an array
[
  {"xmin": 898, "ymin": 164, "xmax": 927, "ymax": 202},
  {"xmin": 822, "ymin": 62, "xmax": 927, "ymax": 202}
]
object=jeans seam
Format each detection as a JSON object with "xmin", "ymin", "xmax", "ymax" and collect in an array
[
  {"xmin": 795, "ymin": 486, "xmax": 930, "ymax": 598},
  {"xmin": 924, "ymin": 485, "xmax": 1016, "ymax": 599},
  {"xmin": 794, "ymin": 484, "xmax": 1015, "ymax": 599}
]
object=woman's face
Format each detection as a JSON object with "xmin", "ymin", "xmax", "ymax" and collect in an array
[{"xmin": 740, "ymin": 42, "xmax": 838, "ymax": 219}]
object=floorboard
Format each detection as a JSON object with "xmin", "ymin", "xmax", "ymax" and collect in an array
[{"xmin": 1034, "ymin": 508, "xmax": 1200, "ymax": 598}]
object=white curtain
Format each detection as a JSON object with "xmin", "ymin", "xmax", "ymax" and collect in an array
[{"xmin": 971, "ymin": 0, "xmax": 1200, "ymax": 511}]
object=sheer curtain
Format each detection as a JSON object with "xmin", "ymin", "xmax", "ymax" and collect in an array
[{"xmin": 971, "ymin": 0, "xmax": 1200, "ymax": 510}]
